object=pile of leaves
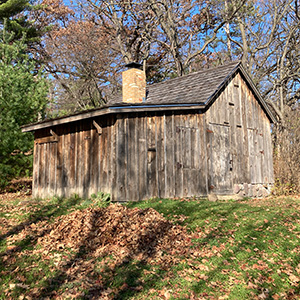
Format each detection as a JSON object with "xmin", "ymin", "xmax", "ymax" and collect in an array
[
  {"xmin": 3, "ymin": 202, "xmax": 201, "ymax": 299},
  {"xmin": 36, "ymin": 204, "xmax": 195, "ymax": 265}
]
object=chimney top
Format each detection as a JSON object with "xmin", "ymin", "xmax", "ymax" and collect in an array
[
  {"xmin": 122, "ymin": 62, "xmax": 146, "ymax": 103},
  {"xmin": 125, "ymin": 62, "xmax": 143, "ymax": 70}
]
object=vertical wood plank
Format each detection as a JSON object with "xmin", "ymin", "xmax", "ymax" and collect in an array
[
  {"xmin": 90, "ymin": 126, "xmax": 98, "ymax": 196},
  {"xmin": 234, "ymin": 76, "xmax": 242, "ymax": 127},
  {"xmin": 61, "ymin": 133, "xmax": 67, "ymax": 197},
  {"xmin": 33, "ymin": 141, "xmax": 39, "ymax": 197},
  {"xmin": 267, "ymin": 121, "xmax": 274, "ymax": 183},
  {"xmin": 163, "ymin": 114, "xmax": 168, "ymax": 198},
  {"xmin": 98, "ymin": 119, "xmax": 103, "ymax": 192},
  {"xmin": 66, "ymin": 128, "xmax": 72, "ymax": 197},
  {"xmin": 110, "ymin": 117, "xmax": 116, "ymax": 201},
  {"xmin": 234, "ymin": 76, "xmax": 243, "ymax": 184},
  {"xmin": 37, "ymin": 144, "xmax": 43, "ymax": 197},
  {"xmin": 138, "ymin": 115, "xmax": 147, "ymax": 200},
  {"xmin": 110, "ymin": 115, "xmax": 117, "ymax": 200},
  {"xmin": 248, "ymin": 128, "xmax": 254, "ymax": 183},
  {"xmin": 55, "ymin": 128, "xmax": 62, "ymax": 197},
  {"xmin": 259, "ymin": 112, "xmax": 265, "ymax": 184},
  {"xmin": 182, "ymin": 114, "xmax": 191, "ymax": 197},
  {"xmin": 87, "ymin": 126, "xmax": 93, "ymax": 197},
  {"xmin": 73, "ymin": 124, "xmax": 77, "ymax": 193},
  {"xmin": 101, "ymin": 119, "xmax": 108, "ymax": 193},
  {"xmin": 165, "ymin": 113, "xmax": 173, "ymax": 198},
  {"xmin": 41, "ymin": 143, "xmax": 46, "ymax": 197},
  {"xmin": 147, "ymin": 114, "xmax": 157, "ymax": 198},
  {"xmin": 69, "ymin": 130, "xmax": 76, "ymax": 196},
  {"xmin": 83, "ymin": 123, "xmax": 88, "ymax": 197},
  {"xmin": 156, "ymin": 114, "xmax": 165, "ymax": 198},
  {"xmin": 199, "ymin": 113, "xmax": 207, "ymax": 195},
  {"xmin": 80, "ymin": 122, "xmax": 85, "ymax": 196},
  {"xmin": 116, "ymin": 116, "xmax": 126, "ymax": 201},
  {"xmin": 45, "ymin": 143, "xmax": 50, "ymax": 196},
  {"xmin": 228, "ymin": 81, "xmax": 237, "ymax": 185},
  {"xmin": 236, "ymin": 126, "xmax": 243, "ymax": 183},
  {"xmin": 190, "ymin": 113, "xmax": 199, "ymax": 196},
  {"xmin": 38, "ymin": 143, "xmax": 43, "ymax": 197},
  {"xmin": 222, "ymin": 91, "xmax": 230, "ymax": 125},
  {"xmin": 256, "ymin": 131, "xmax": 262, "ymax": 184},
  {"xmin": 210, "ymin": 100, "xmax": 216, "ymax": 124},
  {"xmin": 240, "ymin": 75, "xmax": 249, "ymax": 183},
  {"xmin": 232, "ymin": 76, "xmax": 243, "ymax": 185},
  {"xmin": 127, "ymin": 116, "xmax": 138, "ymax": 201},
  {"xmin": 50, "ymin": 142, "xmax": 57, "ymax": 196},
  {"xmin": 135, "ymin": 116, "xmax": 140, "ymax": 200},
  {"xmin": 206, "ymin": 104, "xmax": 211, "ymax": 123},
  {"xmin": 174, "ymin": 114, "xmax": 183, "ymax": 198},
  {"xmin": 77, "ymin": 123, "xmax": 82, "ymax": 196},
  {"xmin": 204, "ymin": 114, "xmax": 210, "ymax": 195},
  {"xmin": 252, "ymin": 98, "xmax": 259, "ymax": 184},
  {"xmin": 124, "ymin": 116, "xmax": 129, "ymax": 200},
  {"xmin": 257, "ymin": 119, "xmax": 263, "ymax": 184},
  {"xmin": 106, "ymin": 117, "xmax": 112, "ymax": 195}
]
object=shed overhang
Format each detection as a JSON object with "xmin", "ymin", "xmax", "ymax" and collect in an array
[{"xmin": 21, "ymin": 102, "xmax": 206, "ymax": 132}]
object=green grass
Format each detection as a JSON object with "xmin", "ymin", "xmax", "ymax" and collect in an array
[{"xmin": 1, "ymin": 195, "xmax": 300, "ymax": 299}]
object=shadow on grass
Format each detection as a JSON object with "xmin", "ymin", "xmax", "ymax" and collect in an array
[
  {"xmin": 0, "ymin": 196, "xmax": 83, "ymax": 241},
  {"xmin": 0, "ymin": 195, "xmax": 85, "ymax": 285},
  {"xmin": 32, "ymin": 207, "xmax": 173, "ymax": 299},
  {"xmin": 28, "ymin": 199, "xmax": 243, "ymax": 299},
  {"xmin": 128, "ymin": 198, "xmax": 300, "ymax": 298},
  {"xmin": 188, "ymin": 207, "xmax": 300, "ymax": 299},
  {"xmin": 2, "ymin": 197, "xmax": 300, "ymax": 299}
]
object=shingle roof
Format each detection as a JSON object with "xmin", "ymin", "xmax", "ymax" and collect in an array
[
  {"xmin": 108, "ymin": 61, "xmax": 240, "ymax": 106},
  {"xmin": 22, "ymin": 61, "xmax": 276, "ymax": 132}
]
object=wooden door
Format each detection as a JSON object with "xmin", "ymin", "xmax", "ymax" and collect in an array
[{"xmin": 207, "ymin": 124, "xmax": 233, "ymax": 194}]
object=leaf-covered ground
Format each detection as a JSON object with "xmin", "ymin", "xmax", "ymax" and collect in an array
[{"xmin": 1, "ymin": 194, "xmax": 300, "ymax": 299}]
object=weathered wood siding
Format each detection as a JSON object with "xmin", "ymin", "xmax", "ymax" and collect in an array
[
  {"xmin": 205, "ymin": 72, "xmax": 274, "ymax": 194},
  {"xmin": 32, "ymin": 71, "xmax": 274, "ymax": 200},
  {"xmin": 113, "ymin": 111, "xmax": 208, "ymax": 200},
  {"xmin": 33, "ymin": 111, "xmax": 208, "ymax": 201}
]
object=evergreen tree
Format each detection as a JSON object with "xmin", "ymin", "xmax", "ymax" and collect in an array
[
  {"xmin": 0, "ymin": 0, "xmax": 40, "ymax": 43},
  {"xmin": 0, "ymin": 26, "xmax": 48, "ymax": 187}
]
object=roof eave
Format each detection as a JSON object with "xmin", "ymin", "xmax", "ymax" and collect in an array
[{"xmin": 21, "ymin": 103, "xmax": 206, "ymax": 132}]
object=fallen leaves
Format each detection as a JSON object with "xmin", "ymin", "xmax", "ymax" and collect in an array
[
  {"xmin": 36, "ymin": 204, "xmax": 195, "ymax": 266},
  {"xmin": 2, "ymin": 195, "xmax": 300, "ymax": 299},
  {"xmin": 289, "ymin": 274, "xmax": 300, "ymax": 284}
]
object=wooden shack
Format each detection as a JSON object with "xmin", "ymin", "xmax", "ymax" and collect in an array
[{"xmin": 22, "ymin": 61, "xmax": 276, "ymax": 201}]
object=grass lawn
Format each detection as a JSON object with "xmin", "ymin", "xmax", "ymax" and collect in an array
[{"xmin": 0, "ymin": 194, "xmax": 300, "ymax": 299}]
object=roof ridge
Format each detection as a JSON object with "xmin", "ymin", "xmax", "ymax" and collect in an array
[{"xmin": 147, "ymin": 60, "xmax": 241, "ymax": 89}]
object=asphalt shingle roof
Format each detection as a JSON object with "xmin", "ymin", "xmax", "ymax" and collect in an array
[
  {"xmin": 22, "ymin": 61, "xmax": 276, "ymax": 132},
  {"xmin": 108, "ymin": 61, "xmax": 240, "ymax": 106}
]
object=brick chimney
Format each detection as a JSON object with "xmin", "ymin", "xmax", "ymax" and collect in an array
[{"xmin": 122, "ymin": 62, "xmax": 146, "ymax": 103}]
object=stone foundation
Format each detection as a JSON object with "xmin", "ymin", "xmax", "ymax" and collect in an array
[
  {"xmin": 208, "ymin": 183, "xmax": 272, "ymax": 201},
  {"xmin": 233, "ymin": 183, "xmax": 272, "ymax": 198}
]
